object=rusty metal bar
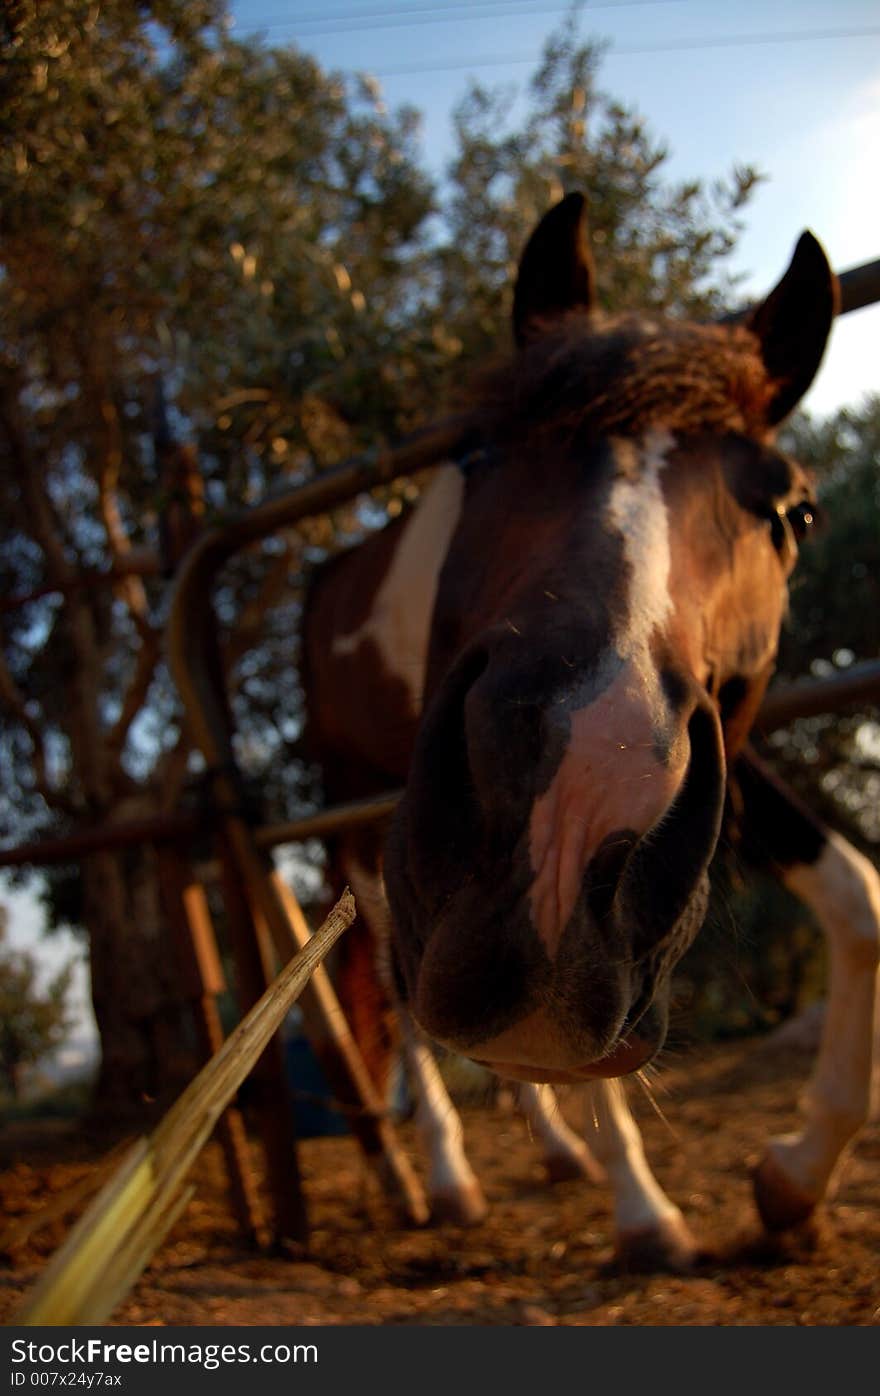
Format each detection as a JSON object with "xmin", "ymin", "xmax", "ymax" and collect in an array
[
  {"xmin": 0, "ymin": 795, "xmax": 406, "ymax": 870},
  {"xmin": 756, "ymin": 659, "xmax": 880, "ymax": 733},
  {"xmin": 7, "ymin": 659, "xmax": 880, "ymax": 878},
  {"xmin": 839, "ymin": 258, "xmax": 880, "ymax": 316},
  {"xmin": 174, "ymin": 413, "xmax": 471, "ymax": 601},
  {"xmin": 8, "ymin": 659, "xmax": 879, "ymax": 875},
  {"xmin": 0, "ymin": 811, "xmax": 199, "ymax": 869},
  {"xmin": 0, "ymin": 556, "xmax": 164, "ymax": 615},
  {"xmin": 721, "ymin": 253, "xmax": 880, "ymax": 324},
  {"xmin": 255, "ymin": 790, "xmax": 404, "ymax": 849}
]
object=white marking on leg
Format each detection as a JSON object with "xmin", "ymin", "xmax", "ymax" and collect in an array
[
  {"xmin": 765, "ymin": 832, "xmax": 880, "ymax": 1204},
  {"xmin": 583, "ymin": 1078, "xmax": 683, "ymax": 1235},
  {"xmin": 331, "ymin": 465, "xmax": 464, "ymax": 714},
  {"xmin": 398, "ymin": 1010, "xmax": 487, "ymax": 1223},
  {"xmin": 517, "ymin": 1082, "xmax": 603, "ymax": 1183}
]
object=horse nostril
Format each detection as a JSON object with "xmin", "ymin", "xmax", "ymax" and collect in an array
[
  {"xmin": 613, "ymin": 698, "xmax": 725, "ymax": 952},
  {"xmin": 583, "ymin": 830, "xmax": 638, "ymax": 927},
  {"xmin": 463, "ymin": 662, "xmax": 545, "ymax": 823},
  {"xmin": 582, "ymin": 687, "xmax": 716, "ymax": 934},
  {"xmin": 405, "ymin": 643, "xmax": 491, "ymax": 886}
]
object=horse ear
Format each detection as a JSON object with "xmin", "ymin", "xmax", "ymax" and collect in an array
[
  {"xmin": 512, "ymin": 191, "xmax": 598, "ymax": 348},
  {"xmin": 747, "ymin": 232, "xmax": 839, "ymax": 425}
]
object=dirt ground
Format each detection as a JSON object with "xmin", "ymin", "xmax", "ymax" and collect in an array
[{"xmin": 2, "ymin": 1034, "xmax": 879, "ymax": 1328}]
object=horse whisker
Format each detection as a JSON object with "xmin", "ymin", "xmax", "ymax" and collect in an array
[{"xmin": 633, "ymin": 1068, "xmax": 678, "ymax": 1138}]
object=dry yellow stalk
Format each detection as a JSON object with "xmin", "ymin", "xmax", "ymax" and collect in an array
[{"xmin": 13, "ymin": 889, "xmax": 356, "ymax": 1326}]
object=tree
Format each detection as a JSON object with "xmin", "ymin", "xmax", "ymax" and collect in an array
[
  {"xmin": 0, "ymin": 0, "xmax": 434, "ymax": 1111},
  {"xmin": 1, "ymin": 4, "xmax": 765, "ymax": 1106},
  {"xmin": 764, "ymin": 397, "xmax": 880, "ymax": 846},
  {"xmin": 0, "ymin": 914, "xmax": 74, "ymax": 1099},
  {"xmin": 779, "ymin": 400, "xmax": 880, "ymax": 675},
  {"xmin": 433, "ymin": 18, "xmax": 760, "ymax": 376}
]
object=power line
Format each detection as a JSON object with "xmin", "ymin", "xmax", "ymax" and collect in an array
[
  {"xmin": 244, "ymin": 0, "xmax": 687, "ymax": 38},
  {"xmin": 232, "ymin": 5, "xmax": 880, "ymax": 69},
  {"xmin": 352, "ymin": 24, "xmax": 880, "ymax": 76}
]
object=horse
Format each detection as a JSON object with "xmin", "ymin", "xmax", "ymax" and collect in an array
[{"xmin": 301, "ymin": 192, "xmax": 880, "ymax": 1268}]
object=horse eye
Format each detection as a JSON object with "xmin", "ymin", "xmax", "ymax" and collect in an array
[
  {"xmin": 786, "ymin": 500, "xmax": 815, "ymax": 542},
  {"xmin": 767, "ymin": 500, "xmax": 815, "ymax": 556}
]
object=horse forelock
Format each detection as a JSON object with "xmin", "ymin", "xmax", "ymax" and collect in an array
[{"xmin": 465, "ymin": 313, "xmax": 776, "ymax": 450}]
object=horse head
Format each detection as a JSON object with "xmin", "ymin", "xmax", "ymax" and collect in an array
[{"xmin": 385, "ymin": 192, "xmax": 837, "ymax": 1083}]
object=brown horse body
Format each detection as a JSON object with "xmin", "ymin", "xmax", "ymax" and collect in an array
[{"xmin": 303, "ymin": 195, "xmax": 880, "ymax": 1261}]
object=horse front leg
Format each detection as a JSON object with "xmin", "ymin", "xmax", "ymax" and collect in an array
[
  {"xmin": 515, "ymin": 1082, "xmax": 604, "ymax": 1183},
  {"xmin": 733, "ymin": 749, "xmax": 880, "ymax": 1231},
  {"xmin": 397, "ymin": 1008, "xmax": 489, "ymax": 1225},
  {"xmin": 583, "ymin": 1078, "xmax": 700, "ymax": 1270},
  {"xmin": 754, "ymin": 828, "xmax": 880, "ymax": 1229}
]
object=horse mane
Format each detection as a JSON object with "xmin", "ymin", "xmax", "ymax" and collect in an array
[{"xmin": 464, "ymin": 312, "xmax": 777, "ymax": 451}]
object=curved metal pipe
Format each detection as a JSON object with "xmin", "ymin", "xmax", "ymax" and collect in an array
[{"xmin": 757, "ymin": 660, "xmax": 880, "ymax": 733}]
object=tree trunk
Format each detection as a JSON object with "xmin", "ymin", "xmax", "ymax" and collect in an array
[
  {"xmin": 2, "ymin": 1061, "xmax": 22, "ymax": 1100},
  {"xmin": 83, "ymin": 837, "xmax": 196, "ymax": 1117}
]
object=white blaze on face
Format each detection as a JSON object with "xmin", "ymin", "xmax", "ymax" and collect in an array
[
  {"xmin": 528, "ymin": 428, "xmax": 684, "ymax": 952},
  {"xmin": 606, "ymin": 428, "xmax": 676, "ymax": 704},
  {"xmin": 331, "ymin": 465, "xmax": 465, "ymax": 716}
]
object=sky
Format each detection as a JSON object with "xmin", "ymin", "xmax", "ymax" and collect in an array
[
  {"xmin": 230, "ymin": 0, "xmax": 880, "ymax": 417},
  {"xmin": 3, "ymin": 0, "xmax": 878, "ymax": 1051}
]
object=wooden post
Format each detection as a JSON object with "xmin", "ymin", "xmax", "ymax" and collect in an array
[
  {"xmin": 156, "ymin": 848, "xmax": 269, "ymax": 1249},
  {"xmin": 214, "ymin": 829, "xmax": 310, "ymax": 1247},
  {"xmin": 220, "ymin": 810, "xmax": 429, "ymax": 1227}
]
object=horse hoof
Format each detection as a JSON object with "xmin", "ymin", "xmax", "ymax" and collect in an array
[
  {"xmin": 429, "ymin": 1181, "xmax": 489, "ymax": 1226},
  {"xmin": 616, "ymin": 1211, "xmax": 701, "ymax": 1273},
  {"xmin": 544, "ymin": 1147, "xmax": 605, "ymax": 1186},
  {"xmin": 753, "ymin": 1151, "xmax": 817, "ymax": 1233}
]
